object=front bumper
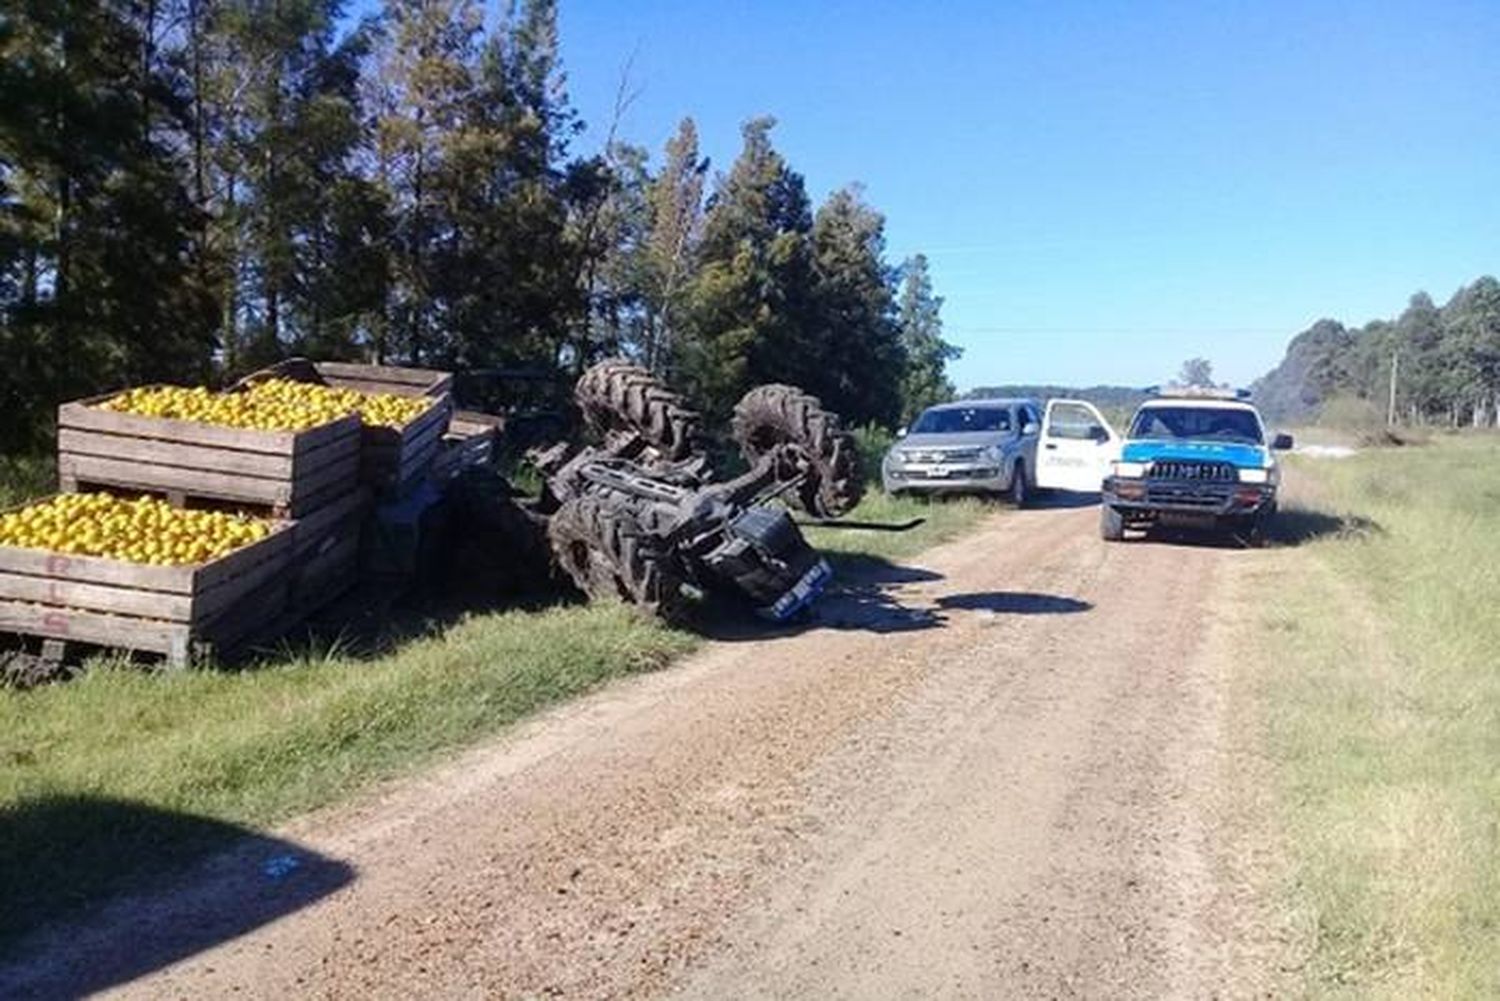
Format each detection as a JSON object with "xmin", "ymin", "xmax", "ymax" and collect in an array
[
  {"xmin": 1103, "ymin": 475, "xmax": 1275, "ymax": 517},
  {"xmin": 883, "ymin": 463, "xmax": 1003, "ymax": 493}
]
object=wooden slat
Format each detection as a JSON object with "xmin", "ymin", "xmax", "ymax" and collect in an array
[
  {"xmin": 289, "ymin": 488, "xmax": 367, "ymax": 559},
  {"xmin": 200, "ymin": 577, "xmax": 291, "ymax": 649},
  {"xmin": 289, "ymin": 414, "xmax": 362, "ymax": 456},
  {"xmin": 60, "ymin": 454, "xmax": 292, "ymax": 507},
  {"xmin": 58, "ymin": 396, "xmax": 360, "ymax": 460},
  {"xmin": 290, "ymin": 451, "xmax": 360, "ymax": 495},
  {"xmin": 0, "ymin": 573, "xmax": 194, "ymax": 621},
  {"xmin": 290, "ymin": 537, "xmax": 358, "ymax": 607},
  {"xmin": 193, "ymin": 547, "xmax": 294, "ymax": 624},
  {"xmin": 449, "ymin": 410, "xmax": 502, "ymax": 436},
  {"xmin": 0, "ymin": 543, "xmax": 193, "ymax": 593},
  {"xmin": 58, "ymin": 428, "xmax": 296, "ymax": 478},
  {"xmin": 316, "ymin": 361, "xmax": 451, "ymax": 389},
  {"xmin": 0, "ymin": 599, "xmax": 186, "ymax": 656},
  {"xmin": 192, "ymin": 524, "xmax": 293, "ymax": 593},
  {"xmin": 59, "ymin": 396, "xmax": 298, "ymax": 455}
]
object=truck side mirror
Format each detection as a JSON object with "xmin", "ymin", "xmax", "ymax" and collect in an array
[
  {"xmin": 1272, "ymin": 432, "xmax": 1294, "ymax": 451},
  {"xmin": 1021, "ymin": 421, "xmax": 1039, "ymax": 436},
  {"xmin": 895, "ymin": 426, "xmax": 908, "ymax": 439},
  {"xmin": 1089, "ymin": 424, "xmax": 1109, "ymax": 443}
]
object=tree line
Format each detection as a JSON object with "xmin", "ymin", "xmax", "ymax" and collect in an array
[
  {"xmin": 0, "ymin": 0, "xmax": 960, "ymax": 452},
  {"xmin": 1255, "ymin": 276, "xmax": 1500, "ymax": 426}
]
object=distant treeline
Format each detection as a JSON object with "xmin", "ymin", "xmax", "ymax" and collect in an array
[
  {"xmin": 0, "ymin": 0, "xmax": 959, "ymax": 452},
  {"xmin": 1254, "ymin": 276, "xmax": 1500, "ymax": 426}
]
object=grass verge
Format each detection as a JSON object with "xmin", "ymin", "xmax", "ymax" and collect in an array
[
  {"xmin": 1251, "ymin": 436, "xmax": 1500, "ymax": 998},
  {"xmin": 802, "ymin": 490, "xmax": 993, "ymax": 567}
]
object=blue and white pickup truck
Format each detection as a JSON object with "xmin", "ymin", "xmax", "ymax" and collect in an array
[{"xmin": 1099, "ymin": 388, "xmax": 1293, "ymax": 543}]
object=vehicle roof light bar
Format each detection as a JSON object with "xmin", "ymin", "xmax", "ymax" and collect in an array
[{"xmin": 1143, "ymin": 384, "xmax": 1252, "ymax": 400}]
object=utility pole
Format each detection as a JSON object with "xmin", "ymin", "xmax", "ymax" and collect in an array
[{"xmin": 1387, "ymin": 350, "xmax": 1400, "ymax": 427}]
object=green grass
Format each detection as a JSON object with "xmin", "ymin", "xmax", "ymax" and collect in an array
[
  {"xmin": 0, "ymin": 604, "xmax": 695, "ymax": 949},
  {"xmin": 802, "ymin": 490, "xmax": 993, "ymax": 566},
  {"xmin": 1253, "ymin": 436, "xmax": 1500, "ymax": 998}
]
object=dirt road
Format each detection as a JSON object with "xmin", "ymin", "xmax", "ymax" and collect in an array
[{"xmin": 4, "ymin": 503, "xmax": 1288, "ymax": 999}]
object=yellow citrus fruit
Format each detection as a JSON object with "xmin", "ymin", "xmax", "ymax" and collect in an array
[
  {"xmin": 0, "ymin": 494, "xmax": 274, "ymax": 566},
  {"xmin": 97, "ymin": 379, "xmax": 431, "ymax": 432}
]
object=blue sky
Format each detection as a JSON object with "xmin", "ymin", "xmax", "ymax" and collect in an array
[{"xmin": 555, "ymin": 0, "xmax": 1499, "ymax": 390}]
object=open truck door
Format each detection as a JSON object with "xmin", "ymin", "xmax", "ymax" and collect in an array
[{"xmin": 1035, "ymin": 399, "xmax": 1119, "ymax": 492}]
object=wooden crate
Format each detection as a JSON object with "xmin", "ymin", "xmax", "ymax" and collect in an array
[
  {"xmin": 361, "ymin": 395, "xmax": 453, "ymax": 493},
  {"xmin": 0, "ymin": 507, "xmax": 295, "ymax": 666},
  {"xmin": 287, "ymin": 488, "xmax": 367, "ymax": 610},
  {"xmin": 430, "ymin": 410, "xmax": 501, "ymax": 483},
  {"xmin": 235, "ymin": 360, "xmax": 454, "ymax": 493},
  {"xmin": 315, "ymin": 361, "xmax": 453, "ymax": 398},
  {"xmin": 57, "ymin": 390, "xmax": 361, "ymax": 517}
]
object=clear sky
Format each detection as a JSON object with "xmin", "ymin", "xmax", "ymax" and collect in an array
[{"xmin": 554, "ymin": 0, "xmax": 1498, "ymax": 391}]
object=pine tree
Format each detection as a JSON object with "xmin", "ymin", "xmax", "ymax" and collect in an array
[
  {"xmin": 808, "ymin": 186, "xmax": 904, "ymax": 426},
  {"xmin": 682, "ymin": 116, "xmax": 815, "ymax": 419},
  {"xmin": 640, "ymin": 118, "xmax": 707, "ymax": 374},
  {"xmin": 896, "ymin": 253, "xmax": 959, "ymax": 423},
  {"xmin": 0, "ymin": 0, "xmax": 215, "ymax": 450}
]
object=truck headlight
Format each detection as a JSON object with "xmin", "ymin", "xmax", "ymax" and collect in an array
[
  {"xmin": 1111, "ymin": 461, "xmax": 1147, "ymax": 478},
  {"xmin": 1238, "ymin": 467, "xmax": 1271, "ymax": 484}
]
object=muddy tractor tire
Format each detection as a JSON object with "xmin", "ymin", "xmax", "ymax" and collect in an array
[
  {"xmin": 731, "ymin": 384, "xmax": 863, "ymax": 519},
  {"xmin": 547, "ymin": 495, "xmax": 689, "ymax": 622},
  {"xmin": 575, "ymin": 359, "xmax": 700, "ymax": 463}
]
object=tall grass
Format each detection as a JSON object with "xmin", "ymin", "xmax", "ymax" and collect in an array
[{"xmin": 1257, "ymin": 437, "xmax": 1500, "ymax": 997}]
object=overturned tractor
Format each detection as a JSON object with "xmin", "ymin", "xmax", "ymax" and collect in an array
[{"xmin": 531, "ymin": 359, "xmax": 863, "ymax": 623}]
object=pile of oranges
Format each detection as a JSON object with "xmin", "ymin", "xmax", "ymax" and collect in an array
[
  {"xmin": 98, "ymin": 378, "xmax": 430, "ymax": 432},
  {"xmin": 0, "ymin": 494, "xmax": 273, "ymax": 566}
]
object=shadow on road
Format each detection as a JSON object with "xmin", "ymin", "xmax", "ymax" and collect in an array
[
  {"xmin": 1031, "ymin": 490, "xmax": 1101, "ymax": 510},
  {"xmin": 1129, "ymin": 506, "xmax": 1383, "ymax": 550},
  {"xmin": 936, "ymin": 592, "xmax": 1092, "ymax": 615},
  {"xmin": 700, "ymin": 553, "xmax": 1094, "ymax": 639},
  {"xmin": 0, "ymin": 795, "xmax": 352, "ymax": 998}
]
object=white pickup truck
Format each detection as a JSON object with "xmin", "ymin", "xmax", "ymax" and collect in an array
[{"xmin": 881, "ymin": 397, "xmax": 1121, "ymax": 505}]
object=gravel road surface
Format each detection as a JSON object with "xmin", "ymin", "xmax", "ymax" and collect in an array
[{"xmin": 4, "ymin": 502, "xmax": 1287, "ymax": 999}]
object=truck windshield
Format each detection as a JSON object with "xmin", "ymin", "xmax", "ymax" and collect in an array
[
  {"xmin": 910, "ymin": 407, "xmax": 1011, "ymax": 434},
  {"xmin": 1128, "ymin": 406, "xmax": 1263, "ymax": 445}
]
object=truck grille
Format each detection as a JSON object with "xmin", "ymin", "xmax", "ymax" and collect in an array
[
  {"xmin": 1147, "ymin": 460, "xmax": 1237, "ymax": 483},
  {"xmin": 903, "ymin": 447, "xmax": 984, "ymax": 464},
  {"xmin": 1146, "ymin": 483, "xmax": 1234, "ymax": 508}
]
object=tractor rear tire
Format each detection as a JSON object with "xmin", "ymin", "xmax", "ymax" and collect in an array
[
  {"xmin": 574, "ymin": 359, "xmax": 700, "ymax": 462},
  {"xmin": 730, "ymin": 384, "xmax": 862, "ymax": 519},
  {"xmin": 548, "ymin": 495, "xmax": 689, "ymax": 622}
]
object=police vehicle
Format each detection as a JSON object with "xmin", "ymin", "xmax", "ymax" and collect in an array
[{"xmin": 1099, "ymin": 387, "xmax": 1293, "ymax": 544}]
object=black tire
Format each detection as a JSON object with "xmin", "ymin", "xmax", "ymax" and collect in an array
[
  {"xmin": 547, "ymin": 495, "xmax": 689, "ymax": 622},
  {"xmin": 1100, "ymin": 504, "xmax": 1126, "ymax": 542},
  {"xmin": 1230, "ymin": 513, "xmax": 1267, "ymax": 549},
  {"xmin": 1009, "ymin": 461, "xmax": 1030, "ymax": 508},
  {"xmin": 730, "ymin": 384, "xmax": 862, "ymax": 518},
  {"xmin": 574, "ymin": 359, "xmax": 700, "ymax": 462}
]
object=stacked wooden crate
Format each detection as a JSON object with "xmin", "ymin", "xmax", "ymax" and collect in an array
[
  {"xmin": 237, "ymin": 359, "xmax": 455, "ymax": 495},
  {"xmin": 57, "ymin": 396, "xmax": 361, "ymax": 517},
  {"xmin": 0, "ymin": 361, "xmax": 487, "ymax": 667},
  {"xmin": 0, "ymin": 504, "xmax": 296, "ymax": 666}
]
